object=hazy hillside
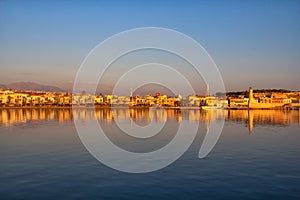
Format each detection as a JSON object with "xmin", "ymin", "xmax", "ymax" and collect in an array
[{"xmin": 0, "ymin": 82, "xmax": 66, "ymax": 92}]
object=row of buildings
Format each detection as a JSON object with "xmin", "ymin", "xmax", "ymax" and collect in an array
[
  {"xmin": 0, "ymin": 88, "xmax": 227, "ymax": 108},
  {"xmin": 228, "ymin": 87, "xmax": 300, "ymax": 109},
  {"xmin": 0, "ymin": 87, "xmax": 299, "ymax": 109}
]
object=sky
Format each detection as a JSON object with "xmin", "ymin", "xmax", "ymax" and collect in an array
[{"xmin": 0, "ymin": 0, "xmax": 299, "ymax": 93}]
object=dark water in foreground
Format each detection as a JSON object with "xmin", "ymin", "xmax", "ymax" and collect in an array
[{"xmin": 0, "ymin": 108, "xmax": 299, "ymax": 199}]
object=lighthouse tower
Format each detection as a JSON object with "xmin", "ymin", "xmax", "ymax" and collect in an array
[
  {"xmin": 248, "ymin": 87, "xmax": 253, "ymax": 108},
  {"xmin": 130, "ymin": 88, "xmax": 133, "ymax": 104},
  {"xmin": 205, "ymin": 84, "xmax": 209, "ymax": 96},
  {"xmin": 130, "ymin": 88, "xmax": 133, "ymax": 98}
]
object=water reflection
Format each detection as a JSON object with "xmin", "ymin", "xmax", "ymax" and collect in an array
[{"xmin": 0, "ymin": 108, "xmax": 299, "ymax": 132}]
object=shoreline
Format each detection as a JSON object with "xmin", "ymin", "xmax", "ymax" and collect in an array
[{"xmin": 0, "ymin": 106, "xmax": 299, "ymax": 110}]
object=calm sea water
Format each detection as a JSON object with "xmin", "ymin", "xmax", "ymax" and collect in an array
[{"xmin": 0, "ymin": 108, "xmax": 299, "ymax": 200}]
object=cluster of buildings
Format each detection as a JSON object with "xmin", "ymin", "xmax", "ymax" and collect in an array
[
  {"xmin": 228, "ymin": 87, "xmax": 300, "ymax": 109},
  {"xmin": 0, "ymin": 88, "xmax": 227, "ymax": 108},
  {"xmin": 0, "ymin": 89, "xmax": 73, "ymax": 107},
  {"xmin": 0, "ymin": 87, "xmax": 299, "ymax": 109}
]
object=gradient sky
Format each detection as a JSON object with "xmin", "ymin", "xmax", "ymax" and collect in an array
[{"xmin": 0, "ymin": 0, "xmax": 299, "ymax": 92}]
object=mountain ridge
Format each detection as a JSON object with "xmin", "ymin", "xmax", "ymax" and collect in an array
[{"xmin": 0, "ymin": 82, "xmax": 66, "ymax": 92}]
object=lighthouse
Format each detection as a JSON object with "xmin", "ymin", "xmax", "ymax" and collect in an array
[
  {"xmin": 248, "ymin": 87, "xmax": 253, "ymax": 108},
  {"xmin": 130, "ymin": 88, "xmax": 133, "ymax": 104},
  {"xmin": 130, "ymin": 88, "xmax": 132, "ymax": 98},
  {"xmin": 205, "ymin": 84, "xmax": 209, "ymax": 96}
]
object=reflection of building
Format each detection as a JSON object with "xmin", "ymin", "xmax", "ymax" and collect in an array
[
  {"xmin": 248, "ymin": 110, "xmax": 254, "ymax": 133},
  {"xmin": 227, "ymin": 109, "xmax": 300, "ymax": 132},
  {"xmin": 1, "ymin": 107, "xmax": 299, "ymax": 130},
  {"xmin": 0, "ymin": 108, "xmax": 74, "ymax": 126}
]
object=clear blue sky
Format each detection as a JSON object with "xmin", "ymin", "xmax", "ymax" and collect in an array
[{"xmin": 0, "ymin": 0, "xmax": 299, "ymax": 92}]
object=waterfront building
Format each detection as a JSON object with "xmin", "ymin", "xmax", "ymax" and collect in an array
[
  {"xmin": 248, "ymin": 87, "xmax": 293, "ymax": 109},
  {"xmin": 229, "ymin": 97, "xmax": 249, "ymax": 108},
  {"xmin": 94, "ymin": 95, "xmax": 104, "ymax": 105}
]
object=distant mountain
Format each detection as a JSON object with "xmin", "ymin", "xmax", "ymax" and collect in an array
[
  {"xmin": 0, "ymin": 82, "xmax": 66, "ymax": 92},
  {"xmin": 0, "ymin": 84, "xmax": 6, "ymax": 89}
]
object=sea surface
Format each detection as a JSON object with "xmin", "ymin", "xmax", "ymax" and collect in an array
[{"xmin": 0, "ymin": 108, "xmax": 299, "ymax": 200}]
